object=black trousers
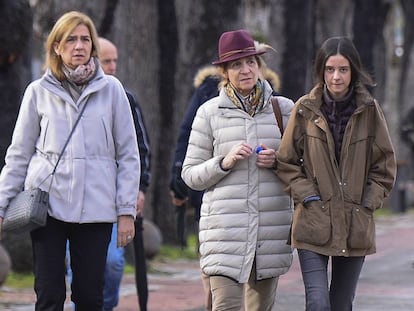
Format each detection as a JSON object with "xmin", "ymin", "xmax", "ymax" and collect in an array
[
  {"xmin": 133, "ymin": 216, "xmax": 148, "ymax": 311},
  {"xmin": 31, "ymin": 216, "xmax": 112, "ymax": 311}
]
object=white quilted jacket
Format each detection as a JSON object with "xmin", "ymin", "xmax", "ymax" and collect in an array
[{"xmin": 182, "ymin": 81, "xmax": 293, "ymax": 283}]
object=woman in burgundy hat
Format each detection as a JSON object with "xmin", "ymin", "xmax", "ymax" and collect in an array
[{"xmin": 182, "ymin": 29, "xmax": 294, "ymax": 310}]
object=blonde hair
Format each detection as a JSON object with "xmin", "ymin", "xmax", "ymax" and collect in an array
[{"xmin": 44, "ymin": 11, "xmax": 100, "ymax": 81}]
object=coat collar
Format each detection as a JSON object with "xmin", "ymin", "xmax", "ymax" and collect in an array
[
  {"xmin": 304, "ymin": 82, "xmax": 375, "ymax": 111},
  {"xmin": 217, "ymin": 79, "xmax": 274, "ymax": 110},
  {"xmin": 40, "ymin": 66, "xmax": 108, "ymax": 108}
]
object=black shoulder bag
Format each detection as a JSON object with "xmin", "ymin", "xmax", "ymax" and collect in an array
[{"xmin": 3, "ymin": 103, "xmax": 87, "ymax": 233}]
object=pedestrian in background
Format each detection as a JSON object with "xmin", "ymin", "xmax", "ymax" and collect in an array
[
  {"xmin": 98, "ymin": 37, "xmax": 151, "ymax": 311},
  {"xmin": 181, "ymin": 29, "xmax": 293, "ymax": 310},
  {"xmin": 277, "ymin": 36, "xmax": 396, "ymax": 310},
  {"xmin": 0, "ymin": 11, "xmax": 140, "ymax": 310}
]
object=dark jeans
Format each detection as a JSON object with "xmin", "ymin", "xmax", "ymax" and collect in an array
[
  {"xmin": 133, "ymin": 216, "xmax": 148, "ymax": 311},
  {"xmin": 31, "ymin": 216, "xmax": 112, "ymax": 311},
  {"xmin": 297, "ymin": 249, "xmax": 365, "ymax": 311}
]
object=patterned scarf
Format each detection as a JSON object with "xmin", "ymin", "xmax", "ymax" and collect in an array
[
  {"xmin": 225, "ymin": 80, "xmax": 265, "ymax": 116},
  {"xmin": 62, "ymin": 57, "xmax": 97, "ymax": 85},
  {"xmin": 62, "ymin": 57, "xmax": 97, "ymax": 102}
]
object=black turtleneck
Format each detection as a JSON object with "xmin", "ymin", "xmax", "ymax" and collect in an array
[{"xmin": 321, "ymin": 86, "xmax": 356, "ymax": 162}]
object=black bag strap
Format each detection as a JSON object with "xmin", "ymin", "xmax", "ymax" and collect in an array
[
  {"xmin": 271, "ymin": 96, "xmax": 284, "ymax": 137},
  {"xmin": 51, "ymin": 103, "xmax": 88, "ymax": 175},
  {"xmin": 37, "ymin": 103, "xmax": 88, "ymax": 190}
]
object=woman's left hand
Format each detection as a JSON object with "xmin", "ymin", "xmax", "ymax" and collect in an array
[
  {"xmin": 256, "ymin": 144, "xmax": 277, "ymax": 168},
  {"xmin": 117, "ymin": 215, "xmax": 135, "ymax": 247}
]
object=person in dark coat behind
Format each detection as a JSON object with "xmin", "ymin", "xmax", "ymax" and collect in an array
[{"xmin": 170, "ymin": 65, "xmax": 221, "ymax": 220}]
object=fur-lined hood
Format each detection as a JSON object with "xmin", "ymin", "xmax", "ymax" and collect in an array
[{"xmin": 193, "ymin": 65, "xmax": 221, "ymax": 89}]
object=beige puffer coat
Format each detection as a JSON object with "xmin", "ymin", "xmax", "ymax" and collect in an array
[{"xmin": 182, "ymin": 80, "xmax": 293, "ymax": 283}]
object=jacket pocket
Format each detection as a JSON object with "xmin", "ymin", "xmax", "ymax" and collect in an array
[
  {"xmin": 347, "ymin": 205, "xmax": 375, "ymax": 249},
  {"xmin": 292, "ymin": 201, "xmax": 331, "ymax": 246}
]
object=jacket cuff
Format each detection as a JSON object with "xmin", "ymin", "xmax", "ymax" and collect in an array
[{"xmin": 303, "ymin": 195, "xmax": 321, "ymax": 204}]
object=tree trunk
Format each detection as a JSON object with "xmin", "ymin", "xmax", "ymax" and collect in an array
[
  {"xmin": 0, "ymin": 0, "xmax": 33, "ymax": 272},
  {"xmin": 282, "ymin": 0, "xmax": 315, "ymax": 101},
  {"xmin": 0, "ymin": 0, "xmax": 32, "ymax": 166},
  {"xmin": 353, "ymin": 0, "xmax": 390, "ymax": 102}
]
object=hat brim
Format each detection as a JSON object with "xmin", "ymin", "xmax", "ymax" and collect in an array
[{"xmin": 212, "ymin": 50, "xmax": 266, "ymax": 65}]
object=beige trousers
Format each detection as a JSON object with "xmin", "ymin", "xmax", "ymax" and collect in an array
[
  {"xmin": 201, "ymin": 271, "xmax": 213, "ymax": 310},
  {"xmin": 209, "ymin": 267, "xmax": 278, "ymax": 311}
]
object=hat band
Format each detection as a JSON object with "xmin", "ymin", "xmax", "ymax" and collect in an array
[{"xmin": 219, "ymin": 46, "xmax": 256, "ymax": 61}]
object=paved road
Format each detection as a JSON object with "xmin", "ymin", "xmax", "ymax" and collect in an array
[{"xmin": 1, "ymin": 212, "xmax": 413, "ymax": 310}]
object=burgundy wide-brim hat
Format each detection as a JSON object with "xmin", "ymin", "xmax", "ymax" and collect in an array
[{"xmin": 212, "ymin": 29, "xmax": 266, "ymax": 65}]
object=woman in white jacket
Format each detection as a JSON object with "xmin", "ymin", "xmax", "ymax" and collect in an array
[
  {"xmin": 182, "ymin": 29, "xmax": 293, "ymax": 311},
  {"xmin": 0, "ymin": 11, "xmax": 140, "ymax": 310}
]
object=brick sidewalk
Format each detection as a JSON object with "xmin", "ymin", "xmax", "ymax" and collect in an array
[
  {"xmin": 116, "ymin": 259, "xmax": 205, "ymax": 311},
  {"xmin": 1, "ymin": 212, "xmax": 414, "ymax": 311},
  {"xmin": 119, "ymin": 212, "xmax": 414, "ymax": 311}
]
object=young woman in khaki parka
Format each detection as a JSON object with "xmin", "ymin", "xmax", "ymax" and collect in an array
[{"xmin": 277, "ymin": 37, "xmax": 396, "ymax": 311}]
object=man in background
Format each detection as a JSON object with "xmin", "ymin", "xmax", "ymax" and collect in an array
[
  {"xmin": 99, "ymin": 37, "xmax": 151, "ymax": 311},
  {"xmin": 65, "ymin": 37, "xmax": 151, "ymax": 311}
]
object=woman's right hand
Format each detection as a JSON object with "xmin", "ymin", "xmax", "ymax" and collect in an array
[{"xmin": 221, "ymin": 142, "xmax": 253, "ymax": 170}]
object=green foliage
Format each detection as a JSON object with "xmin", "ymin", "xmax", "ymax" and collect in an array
[
  {"xmin": 143, "ymin": 234, "xmax": 199, "ymax": 275},
  {"xmin": 3, "ymin": 271, "xmax": 33, "ymax": 288},
  {"xmin": 3, "ymin": 234, "xmax": 199, "ymax": 289},
  {"xmin": 375, "ymin": 207, "xmax": 393, "ymax": 217},
  {"xmin": 124, "ymin": 264, "xmax": 135, "ymax": 274},
  {"xmin": 155, "ymin": 234, "xmax": 199, "ymax": 261}
]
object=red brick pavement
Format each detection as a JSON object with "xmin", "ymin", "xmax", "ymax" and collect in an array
[
  {"xmin": 1, "ymin": 212, "xmax": 414, "ymax": 311},
  {"xmin": 117, "ymin": 212, "xmax": 414, "ymax": 311},
  {"xmin": 116, "ymin": 260, "xmax": 205, "ymax": 311}
]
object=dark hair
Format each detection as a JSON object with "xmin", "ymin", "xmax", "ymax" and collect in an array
[{"xmin": 314, "ymin": 37, "xmax": 375, "ymax": 88}]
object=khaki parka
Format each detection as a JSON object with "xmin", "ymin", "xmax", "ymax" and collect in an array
[{"xmin": 277, "ymin": 82, "xmax": 396, "ymax": 257}]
